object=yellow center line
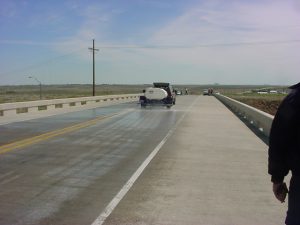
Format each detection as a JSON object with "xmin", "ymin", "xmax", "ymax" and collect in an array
[{"xmin": 0, "ymin": 112, "xmax": 124, "ymax": 155}]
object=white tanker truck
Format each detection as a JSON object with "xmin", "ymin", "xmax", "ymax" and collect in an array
[{"xmin": 139, "ymin": 82, "xmax": 176, "ymax": 108}]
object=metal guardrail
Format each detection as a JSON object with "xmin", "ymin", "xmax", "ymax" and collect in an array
[
  {"xmin": 0, "ymin": 94, "xmax": 140, "ymax": 117},
  {"xmin": 214, "ymin": 94, "xmax": 274, "ymax": 137}
]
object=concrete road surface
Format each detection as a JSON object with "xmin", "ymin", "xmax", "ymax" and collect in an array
[
  {"xmin": 102, "ymin": 96, "xmax": 287, "ymax": 225},
  {"xmin": 0, "ymin": 96, "xmax": 287, "ymax": 225}
]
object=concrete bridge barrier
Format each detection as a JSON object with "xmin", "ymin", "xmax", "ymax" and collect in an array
[
  {"xmin": 0, "ymin": 94, "xmax": 140, "ymax": 118},
  {"xmin": 214, "ymin": 93, "xmax": 274, "ymax": 137}
]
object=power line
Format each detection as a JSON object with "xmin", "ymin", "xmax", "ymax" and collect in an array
[
  {"xmin": 96, "ymin": 39, "xmax": 300, "ymax": 49},
  {"xmin": 1, "ymin": 38, "xmax": 299, "ymax": 79},
  {"xmin": 0, "ymin": 48, "xmax": 85, "ymax": 76}
]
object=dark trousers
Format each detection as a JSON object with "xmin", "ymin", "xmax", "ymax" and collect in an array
[{"xmin": 286, "ymin": 176, "xmax": 300, "ymax": 225}]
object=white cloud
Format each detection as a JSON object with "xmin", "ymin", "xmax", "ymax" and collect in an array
[
  {"xmin": 130, "ymin": 0, "xmax": 300, "ymax": 84},
  {"xmin": 150, "ymin": 0, "xmax": 300, "ymax": 45},
  {"xmin": 52, "ymin": 0, "xmax": 300, "ymax": 85}
]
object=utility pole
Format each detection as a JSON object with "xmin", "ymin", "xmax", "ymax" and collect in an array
[
  {"xmin": 88, "ymin": 39, "xmax": 99, "ymax": 96},
  {"xmin": 28, "ymin": 76, "xmax": 42, "ymax": 99}
]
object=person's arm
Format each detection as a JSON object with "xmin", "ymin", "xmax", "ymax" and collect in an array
[
  {"xmin": 268, "ymin": 97, "xmax": 297, "ymax": 202},
  {"xmin": 268, "ymin": 102, "xmax": 293, "ymax": 180}
]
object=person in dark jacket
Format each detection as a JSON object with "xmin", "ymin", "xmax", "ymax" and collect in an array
[{"xmin": 268, "ymin": 82, "xmax": 300, "ymax": 225}]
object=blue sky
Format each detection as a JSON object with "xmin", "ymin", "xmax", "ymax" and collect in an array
[{"xmin": 0, "ymin": 0, "xmax": 300, "ymax": 85}]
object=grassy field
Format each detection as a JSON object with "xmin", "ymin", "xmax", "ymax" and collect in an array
[
  {"xmin": 0, "ymin": 84, "xmax": 239, "ymax": 103},
  {"xmin": 0, "ymin": 84, "xmax": 288, "ymax": 115},
  {"xmin": 180, "ymin": 85, "xmax": 287, "ymax": 116},
  {"xmin": 224, "ymin": 92, "xmax": 287, "ymax": 116},
  {"xmin": 0, "ymin": 84, "xmax": 146, "ymax": 103}
]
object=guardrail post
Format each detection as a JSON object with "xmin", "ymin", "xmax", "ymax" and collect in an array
[
  {"xmin": 3, "ymin": 109, "xmax": 17, "ymax": 116},
  {"xmin": 63, "ymin": 103, "xmax": 70, "ymax": 109},
  {"xmin": 47, "ymin": 105, "xmax": 56, "ymax": 111},
  {"xmin": 28, "ymin": 107, "xmax": 38, "ymax": 113}
]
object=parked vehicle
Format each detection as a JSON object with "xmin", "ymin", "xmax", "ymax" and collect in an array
[
  {"xmin": 175, "ymin": 90, "xmax": 182, "ymax": 95},
  {"xmin": 203, "ymin": 88, "xmax": 214, "ymax": 96},
  {"xmin": 140, "ymin": 82, "xmax": 176, "ymax": 108},
  {"xmin": 203, "ymin": 89, "xmax": 209, "ymax": 95}
]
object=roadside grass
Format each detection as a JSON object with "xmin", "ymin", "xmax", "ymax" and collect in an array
[
  {"xmin": 225, "ymin": 92, "xmax": 285, "ymax": 101},
  {"xmin": 224, "ymin": 93, "xmax": 286, "ymax": 116},
  {"xmin": 0, "ymin": 84, "xmax": 146, "ymax": 104}
]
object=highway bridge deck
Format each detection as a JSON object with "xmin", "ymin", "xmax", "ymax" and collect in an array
[{"xmin": 0, "ymin": 96, "xmax": 286, "ymax": 225}]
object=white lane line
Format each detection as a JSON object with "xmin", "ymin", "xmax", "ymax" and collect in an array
[
  {"xmin": 0, "ymin": 171, "xmax": 15, "ymax": 180},
  {"xmin": 91, "ymin": 97, "xmax": 199, "ymax": 225},
  {"xmin": 0, "ymin": 175, "xmax": 20, "ymax": 185}
]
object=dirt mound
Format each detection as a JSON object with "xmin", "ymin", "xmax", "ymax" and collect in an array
[
  {"xmin": 240, "ymin": 99, "xmax": 281, "ymax": 116},
  {"xmin": 230, "ymin": 96, "xmax": 284, "ymax": 116}
]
